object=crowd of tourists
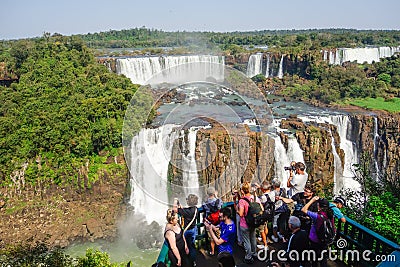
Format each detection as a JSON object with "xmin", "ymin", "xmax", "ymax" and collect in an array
[{"xmin": 153, "ymin": 161, "xmax": 347, "ymax": 267}]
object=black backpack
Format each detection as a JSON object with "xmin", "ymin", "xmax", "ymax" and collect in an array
[
  {"xmin": 262, "ymin": 194, "xmax": 275, "ymax": 221},
  {"xmin": 242, "ymin": 197, "xmax": 266, "ymax": 228},
  {"xmin": 316, "ymin": 213, "xmax": 336, "ymax": 245}
]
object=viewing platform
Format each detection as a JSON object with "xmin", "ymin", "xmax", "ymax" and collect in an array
[{"xmin": 157, "ymin": 202, "xmax": 400, "ymax": 266}]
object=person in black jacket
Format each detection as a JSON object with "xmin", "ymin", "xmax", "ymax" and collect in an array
[
  {"xmin": 285, "ymin": 216, "xmax": 310, "ymax": 267},
  {"xmin": 174, "ymin": 194, "xmax": 199, "ymax": 267}
]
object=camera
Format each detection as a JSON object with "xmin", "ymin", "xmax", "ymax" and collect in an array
[{"xmin": 284, "ymin": 166, "xmax": 296, "ymax": 171}]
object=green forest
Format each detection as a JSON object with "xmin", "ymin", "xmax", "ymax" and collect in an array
[
  {"xmin": 1, "ymin": 29, "xmax": 400, "ymax": 265},
  {"xmin": 76, "ymin": 27, "xmax": 400, "ymax": 51},
  {"xmin": 0, "ymin": 36, "xmax": 150, "ymax": 187}
]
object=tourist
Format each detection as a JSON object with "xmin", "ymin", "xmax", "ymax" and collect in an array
[
  {"xmin": 236, "ymin": 181, "xmax": 260, "ymax": 264},
  {"xmin": 271, "ymin": 178, "xmax": 290, "ymax": 243},
  {"xmin": 202, "ymin": 186, "xmax": 223, "ymax": 256},
  {"xmin": 257, "ymin": 180, "xmax": 276, "ymax": 248},
  {"xmin": 301, "ymin": 196, "xmax": 334, "ymax": 267},
  {"xmin": 174, "ymin": 194, "xmax": 199, "ymax": 266},
  {"xmin": 280, "ymin": 183, "xmax": 318, "ymax": 233},
  {"xmin": 285, "ymin": 216, "xmax": 310, "ymax": 267},
  {"xmin": 330, "ymin": 196, "xmax": 346, "ymax": 223},
  {"xmin": 287, "ymin": 161, "xmax": 308, "ymax": 198},
  {"xmin": 204, "ymin": 207, "xmax": 236, "ymax": 255},
  {"xmin": 164, "ymin": 209, "xmax": 189, "ymax": 267}
]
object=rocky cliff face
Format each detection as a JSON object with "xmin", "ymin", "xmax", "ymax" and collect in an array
[
  {"xmin": 0, "ymin": 155, "xmax": 129, "ymax": 249},
  {"xmin": 168, "ymin": 122, "xmax": 275, "ymax": 201},
  {"xmin": 350, "ymin": 113, "xmax": 400, "ymax": 184},
  {"xmin": 167, "ymin": 114, "xmax": 399, "ymax": 198},
  {"xmin": 280, "ymin": 117, "xmax": 343, "ymax": 189}
]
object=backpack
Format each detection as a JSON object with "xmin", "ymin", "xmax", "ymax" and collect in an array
[
  {"xmin": 275, "ymin": 188, "xmax": 290, "ymax": 214},
  {"xmin": 205, "ymin": 199, "xmax": 221, "ymax": 225},
  {"xmin": 316, "ymin": 213, "xmax": 336, "ymax": 245},
  {"xmin": 242, "ymin": 197, "xmax": 266, "ymax": 228},
  {"xmin": 261, "ymin": 194, "xmax": 275, "ymax": 222}
]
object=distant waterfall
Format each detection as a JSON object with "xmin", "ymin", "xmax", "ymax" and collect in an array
[
  {"xmin": 323, "ymin": 46, "xmax": 400, "ymax": 65},
  {"xmin": 265, "ymin": 54, "xmax": 270, "ymax": 78},
  {"xmin": 117, "ymin": 55, "xmax": 225, "ymax": 85},
  {"xmin": 246, "ymin": 53, "xmax": 263, "ymax": 77},
  {"xmin": 277, "ymin": 55, "xmax": 284, "ymax": 79},
  {"xmin": 273, "ymin": 133, "xmax": 305, "ymax": 189},
  {"xmin": 129, "ymin": 125, "xmax": 180, "ymax": 224}
]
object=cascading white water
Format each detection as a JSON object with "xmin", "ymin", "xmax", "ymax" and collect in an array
[
  {"xmin": 246, "ymin": 53, "xmax": 263, "ymax": 78},
  {"xmin": 329, "ymin": 115, "xmax": 361, "ymax": 190},
  {"xmin": 117, "ymin": 55, "xmax": 225, "ymax": 85},
  {"xmin": 323, "ymin": 46, "xmax": 400, "ymax": 65},
  {"xmin": 129, "ymin": 124, "xmax": 180, "ymax": 224},
  {"xmin": 181, "ymin": 127, "xmax": 201, "ymax": 198},
  {"xmin": 265, "ymin": 54, "xmax": 270, "ymax": 78},
  {"xmin": 329, "ymin": 129, "xmax": 344, "ymax": 194},
  {"xmin": 273, "ymin": 132, "xmax": 305, "ymax": 189},
  {"xmin": 116, "ymin": 57, "xmax": 163, "ymax": 85},
  {"xmin": 323, "ymin": 50, "xmax": 328, "ymax": 61},
  {"xmin": 277, "ymin": 55, "xmax": 284, "ymax": 79},
  {"xmin": 373, "ymin": 117, "xmax": 381, "ymax": 180},
  {"xmin": 342, "ymin": 47, "xmax": 381, "ymax": 64}
]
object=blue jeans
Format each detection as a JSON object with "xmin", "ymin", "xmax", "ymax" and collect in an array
[
  {"xmin": 184, "ymin": 227, "xmax": 197, "ymax": 263},
  {"xmin": 240, "ymin": 226, "xmax": 257, "ymax": 260}
]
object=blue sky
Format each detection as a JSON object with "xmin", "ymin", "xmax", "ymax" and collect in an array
[{"xmin": 1, "ymin": 0, "xmax": 400, "ymax": 40}]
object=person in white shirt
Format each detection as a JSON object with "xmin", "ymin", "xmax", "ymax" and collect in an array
[{"xmin": 287, "ymin": 161, "xmax": 308, "ymax": 198}]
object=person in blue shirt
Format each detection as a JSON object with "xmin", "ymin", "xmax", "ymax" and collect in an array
[
  {"xmin": 204, "ymin": 207, "xmax": 237, "ymax": 255},
  {"xmin": 329, "ymin": 196, "xmax": 346, "ymax": 223}
]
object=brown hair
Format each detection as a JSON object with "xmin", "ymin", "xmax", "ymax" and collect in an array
[
  {"xmin": 241, "ymin": 182, "xmax": 251, "ymax": 194},
  {"xmin": 166, "ymin": 209, "xmax": 178, "ymax": 223},
  {"xmin": 186, "ymin": 194, "xmax": 198, "ymax": 206}
]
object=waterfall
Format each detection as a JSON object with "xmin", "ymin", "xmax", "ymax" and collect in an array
[
  {"xmin": 116, "ymin": 57, "xmax": 163, "ymax": 85},
  {"xmin": 329, "ymin": 128, "xmax": 344, "ymax": 194},
  {"xmin": 246, "ymin": 53, "xmax": 263, "ymax": 78},
  {"xmin": 277, "ymin": 55, "xmax": 284, "ymax": 79},
  {"xmin": 273, "ymin": 133, "xmax": 305, "ymax": 189},
  {"xmin": 181, "ymin": 127, "xmax": 201, "ymax": 198},
  {"xmin": 265, "ymin": 54, "xmax": 270, "ymax": 78},
  {"xmin": 128, "ymin": 124, "xmax": 180, "ymax": 224},
  {"xmin": 323, "ymin": 50, "xmax": 328, "ymax": 61},
  {"xmin": 373, "ymin": 117, "xmax": 381, "ymax": 180},
  {"xmin": 329, "ymin": 51, "xmax": 336, "ymax": 65},
  {"xmin": 334, "ymin": 50, "xmax": 341, "ymax": 65},
  {"xmin": 117, "ymin": 55, "xmax": 225, "ymax": 85},
  {"xmin": 128, "ymin": 124, "xmax": 203, "ymax": 225},
  {"xmin": 329, "ymin": 115, "xmax": 360, "ymax": 190},
  {"xmin": 323, "ymin": 46, "xmax": 400, "ymax": 65}
]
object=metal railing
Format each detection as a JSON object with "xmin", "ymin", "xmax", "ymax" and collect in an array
[
  {"xmin": 194, "ymin": 202, "xmax": 399, "ymax": 266},
  {"xmin": 335, "ymin": 216, "xmax": 400, "ymax": 266}
]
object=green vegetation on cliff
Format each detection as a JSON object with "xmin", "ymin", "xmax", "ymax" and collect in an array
[
  {"xmin": 280, "ymin": 55, "xmax": 400, "ymax": 111},
  {"xmin": 0, "ymin": 36, "xmax": 151, "ymax": 187}
]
